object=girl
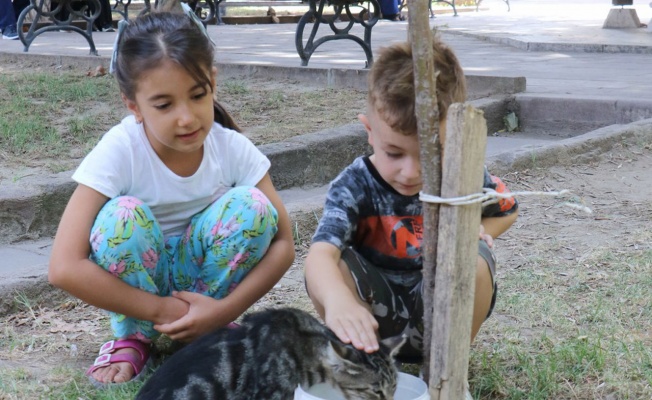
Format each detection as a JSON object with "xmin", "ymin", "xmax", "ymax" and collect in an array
[{"xmin": 48, "ymin": 9, "xmax": 295, "ymax": 386}]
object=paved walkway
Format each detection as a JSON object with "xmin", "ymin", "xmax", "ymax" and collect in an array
[
  {"xmin": 1, "ymin": 0, "xmax": 652, "ymax": 309},
  {"xmin": 1, "ymin": 0, "xmax": 651, "ymax": 100}
]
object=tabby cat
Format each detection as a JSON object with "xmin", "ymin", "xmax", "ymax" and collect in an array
[{"xmin": 136, "ymin": 307, "xmax": 405, "ymax": 400}]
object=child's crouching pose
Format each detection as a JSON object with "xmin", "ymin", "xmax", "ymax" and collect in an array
[
  {"xmin": 48, "ymin": 9, "xmax": 294, "ymax": 386},
  {"xmin": 304, "ymin": 36, "xmax": 519, "ymax": 365}
]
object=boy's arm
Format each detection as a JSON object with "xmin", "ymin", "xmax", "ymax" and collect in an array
[
  {"xmin": 482, "ymin": 169, "xmax": 519, "ymax": 240},
  {"xmin": 482, "ymin": 208, "xmax": 519, "ymax": 240},
  {"xmin": 305, "ymin": 242, "xmax": 380, "ymax": 353}
]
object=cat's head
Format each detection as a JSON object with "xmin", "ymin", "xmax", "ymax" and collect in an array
[{"xmin": 325, "ymin": 335, "xmax": 406, "ymax": 400}]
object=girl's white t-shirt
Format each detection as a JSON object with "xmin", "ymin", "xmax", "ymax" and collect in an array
[{"xmin": 72, "ymin": 115, "xmax": 270, "ymax": 238}]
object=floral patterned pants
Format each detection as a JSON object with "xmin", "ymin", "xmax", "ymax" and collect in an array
[{"xmin": 89, "ymin": 186, "xmax": 278, "ymax": 340}]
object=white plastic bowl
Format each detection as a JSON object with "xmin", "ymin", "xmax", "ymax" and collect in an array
[{"xmin": 294, "ymin": 372, "xmax": 428, "ymax": 400}]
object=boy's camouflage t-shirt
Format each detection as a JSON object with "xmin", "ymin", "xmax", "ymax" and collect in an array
[{"xmin": 312, "ymin": 156, "xmax": 517, "ymax": 278}]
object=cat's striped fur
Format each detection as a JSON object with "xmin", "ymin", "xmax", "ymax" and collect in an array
[{"xmin": 136, "ymin": 307, "xmax": 405, "ymax": 400}]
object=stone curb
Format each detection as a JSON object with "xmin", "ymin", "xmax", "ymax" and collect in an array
[
  {"xmin": 488, "ymin": 117, "xmax": 652, "ymax": 176},
  {"xmin": 0, "ymin": 51, "xmax": 527, "ymax": 94},
  {"xmin": 0, "ymin": 53, "xmax": 526, "ymax": 245},
  {"xmin": 441, "ymin": 29, "xmax": 652, "ymax": 54},
  {"xmin": 4, "ymin": 93, "xmax": 652, "ymax": 245}
]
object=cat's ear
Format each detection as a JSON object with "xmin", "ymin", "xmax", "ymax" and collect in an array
[
  {"xmin": 380, "ymin": 335, "xmax": 407, "ymax": 358},
  {"xmin": 326, "ymin": 341, "xmax": 363, "ymax": 375}
]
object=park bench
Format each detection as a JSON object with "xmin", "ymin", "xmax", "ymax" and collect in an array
[
  {"xmin": 296, "ymin": 0, "xmax": 459, "ymax": 68},
  {"xmin": 15, "ymin": 0, "xmax": 220, "ymax": 53},
  {"xmin": 295, "ymin": 0, "xmax": 379, "ymax": 67},
  {"xmin": 17, "ymin": 0, "xmax": 103, "ymax": 54}
]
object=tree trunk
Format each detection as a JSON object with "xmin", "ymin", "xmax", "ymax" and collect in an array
[{"xmin": 406, "ymin": 0, "xmax": 441, "ymax": 382}]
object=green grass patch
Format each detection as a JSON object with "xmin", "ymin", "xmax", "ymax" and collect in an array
[
  {"xmin": 469, "ymin": 247, "xmax": 652, "ymax": 399},
  {"xmin": 0, "ymin": 71, "xmax": 120, "ymax": 164},
  {"xmin": 2, "ymin": 247, "xmax": 650, "ymax": 399},
  {"xmin": 0, "ymin": 366, "xmax": 143, "ymax": 400}
]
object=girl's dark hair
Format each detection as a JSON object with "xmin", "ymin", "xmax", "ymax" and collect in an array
[{"xmin": 113, "ymin": 11, "xmax": 240, "ymax": 132}]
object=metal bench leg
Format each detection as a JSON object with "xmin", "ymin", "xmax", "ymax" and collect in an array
[
  {"xmin": 296, "ymin": 0, "xmax": 379, "ymax": 68},
  {"xmin": 191, "ymin": 0, "xmax": 217, "ymax": 25},
  {"xmin": 214, "ymin": 0, "xmax": 225, "ymax": 24},
  {"xmin": 111, "ymin": 0, "xmax": 132, "ymax": 21},
  {"xmin": 18, "ymin": 0, "xmax": 100, "ymax": 55},
  {"xmin": 431, "ymin": 0, "xmax": 457, "ymax": 17}
]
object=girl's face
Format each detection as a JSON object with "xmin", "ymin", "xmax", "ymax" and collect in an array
[{"xmin": 124, "ymin": 59, "xmax": 216, "ymax": 166}]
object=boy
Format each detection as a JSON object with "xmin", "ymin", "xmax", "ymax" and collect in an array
[{"xmin": 304, "ymin": 36, "xmax": 519, "ymax": 363}]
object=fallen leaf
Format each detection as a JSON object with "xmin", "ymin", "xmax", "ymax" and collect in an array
[{"xmin": 86, "ymin": 65, "xmax": 106, "ymax": 77}]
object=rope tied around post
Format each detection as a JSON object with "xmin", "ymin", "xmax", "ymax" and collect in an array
[{"xmin": 420, "ymin": 188, "xmax": 593, "ymax": 214}]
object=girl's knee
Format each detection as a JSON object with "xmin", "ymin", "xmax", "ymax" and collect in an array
[
  {"xmin": 95, "ymin": 196, "xmax": 155, "ymax": 230},
  {"xmin": 227, "ymin": 186, "xmax": 278, "ymax": 217},
  {"xmin": 92, "ymin": 197, "xmax": 159, "ymax": 249},
  {"xmin": 91, "ymin": 196, "xmax": 165, "ymax": 279},
  {"xmin": 211, "ymin": 186, "xmax": 279, "ymax": 236}
]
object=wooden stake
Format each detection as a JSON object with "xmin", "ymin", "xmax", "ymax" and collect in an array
[
  {"xmin": 406, "ymin": 0, "xmax": 441, "ymax": 382},
  {"xmin": 429, "ymin": 104, "xmax": 487, "ymax": 399}
]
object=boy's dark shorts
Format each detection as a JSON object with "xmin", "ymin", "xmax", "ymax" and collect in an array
[{"xmin": 340, "ymin": 239, "xmax": 497, "ymax": 362}]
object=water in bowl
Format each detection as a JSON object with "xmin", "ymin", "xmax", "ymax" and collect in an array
[{"xmin": 295, "ymin": 372, "xmax": 428, "ymax": 400}]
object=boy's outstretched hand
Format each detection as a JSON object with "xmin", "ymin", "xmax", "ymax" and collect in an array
[
  {"xmin": 479, "ymin": 224, "xmax": 494, "ymax": 248},
  {"xmin": 324, "ymin": 298, "xmax": 380, "ymax": 353}
]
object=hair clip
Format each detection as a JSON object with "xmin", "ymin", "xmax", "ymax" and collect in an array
[
  {"xmin": 181, "ymin": 2, "xmax": 215, "ymax": 46},
  {"xmin": 109, "ymin": 19, "xmax": 129, "ymax": 74}
]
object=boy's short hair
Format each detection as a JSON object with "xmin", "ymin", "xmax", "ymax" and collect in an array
[{"xmin": 367, "ymin": 34, "xmax": 467, "ymax": 136}]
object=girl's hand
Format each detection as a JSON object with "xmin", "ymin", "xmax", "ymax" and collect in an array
[
  {"xmin": 324, "ymin": 299, "xmax": 379, "ymax": 354},
  {"xmin": 153, "ymin": 291, "xmax": 230, "ymax": 342},
  {"xmin": 154, "ymin": 295, "xmax": 190, "ymax": 325}
]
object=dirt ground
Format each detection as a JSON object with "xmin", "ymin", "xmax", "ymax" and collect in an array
[
  {"xmin": 2, "ymin": 139, "xmax": 651, "ymax": 398},
  {"xmin": 1, "ymin": 60, "xmax": 652, "ymax": 398}
]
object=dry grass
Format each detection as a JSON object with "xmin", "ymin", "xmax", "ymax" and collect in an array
[{"xmin": 0, "ymin": 65, "xmax": 366, "ymax": 173}]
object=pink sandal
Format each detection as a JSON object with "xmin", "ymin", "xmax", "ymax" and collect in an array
[{"xmin": 86, "ymin": 339, "xmax": 152, "ymax": 387}]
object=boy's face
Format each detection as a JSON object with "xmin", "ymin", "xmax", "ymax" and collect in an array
[
  {"xmin": 359, "ymin": 107, "xmax": 422, "ymax": 196},
  {"xmin": 359, "ymin": 107, "xmax": 447, "ymax": 197}
]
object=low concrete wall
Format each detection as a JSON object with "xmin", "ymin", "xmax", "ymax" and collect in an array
[{"xmin": 6, "ymin": 93, "xmax": 648, "ymax": 245}]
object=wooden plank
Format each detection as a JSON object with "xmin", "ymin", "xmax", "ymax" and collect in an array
[
  {"xmin": 429, "ymin": 103, "xmax": 487, "ymax": 399},
  {"xmin": 406, "ymin": 0, "xmax": 441, "ymax": 383}
]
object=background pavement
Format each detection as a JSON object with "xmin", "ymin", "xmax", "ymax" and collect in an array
[
  {"xmin": 1, "ymin": 0, "xmax": 651, "ymax": 313},
  {"xmin": 1, "ymin": 0, "xmax": 651, "ymax": 99}
]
